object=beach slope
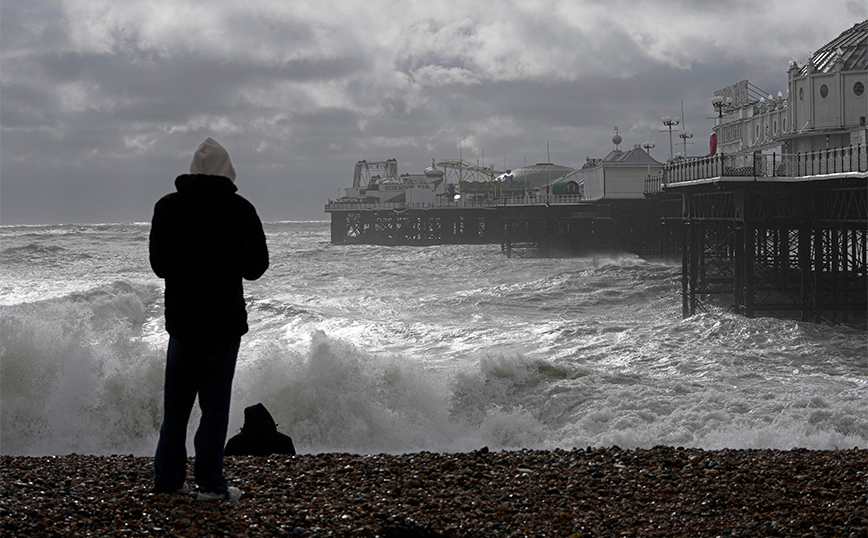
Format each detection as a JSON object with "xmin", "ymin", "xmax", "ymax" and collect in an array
[{"xmin": 1, "ymin": 447, "xmax": 865, "ymax": 537}]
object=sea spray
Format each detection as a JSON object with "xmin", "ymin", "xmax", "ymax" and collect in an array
[
  {"xmin": 1, "ymin": 221, "xmax": 865, "ymax": 456},
  {"xmin": 232, "ymin": 330, "xmax": 530, "ymax": 454},
  {"xmin": 0, "ymin": 282, "xmax": 165, "ymax": 455}
]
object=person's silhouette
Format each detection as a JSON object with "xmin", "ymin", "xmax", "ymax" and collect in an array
[{"xmin": 224, "ymin": 403, "xmax": 296, "ymax": 456}]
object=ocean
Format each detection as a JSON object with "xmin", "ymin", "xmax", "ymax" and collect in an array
[{"xmin": 1, "ymin": 221, "xmax": 866, "ymax": 457}]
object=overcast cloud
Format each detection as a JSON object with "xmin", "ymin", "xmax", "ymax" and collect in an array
[{"xmin": 1, "ymin": 0, "xmax": 865, "ymax": 224}]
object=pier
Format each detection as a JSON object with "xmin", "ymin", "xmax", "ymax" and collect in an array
[
  {"xmin": 664, "ymin": 148, "xmax": 867, "ymax": 323},
  {"xmin": 328, "ymin": 205, "xmax": 500, "ymax": 245},
  {"xmin": 326, "ymin": 146, "xmax": 867, "ymax": 323},
  {"xmin": 324, "ymin": 21, "xmax": 868, "ymax": 323},
  {"xmin": 498, "ymin": 199, "xmax": 673, "ymax": 259}
]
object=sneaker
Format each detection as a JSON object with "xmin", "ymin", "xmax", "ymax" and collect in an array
[{"xmin": 197, "ymin": 486, "xmax": 242, "ymax": 501}]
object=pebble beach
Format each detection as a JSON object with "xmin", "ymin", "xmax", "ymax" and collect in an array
[{"xmin": 1, "ymin": 447, "xmax": 866, "ymax": 537}]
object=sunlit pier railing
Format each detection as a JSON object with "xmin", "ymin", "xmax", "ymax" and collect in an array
[
  {"xmin": 497, "ymin": 195, "xmax": 586, "ymax": 205},
  {"xmin": 325, "ymin": 199, "xmax": 493, "ymax": 211},
  {"xmin": 645, "ymin": 144, "xmax": 868, "ymax": 194},
  {"xmin": 325, "ymin": 194, "xmax": 587, "ymax": 211}
]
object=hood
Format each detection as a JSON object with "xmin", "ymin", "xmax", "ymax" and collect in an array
[
  {"xmin": 241, "ymin": 403, "xmax": 277, "ymax": 432},
  {"xmin": 190, "ymin": 137, "xmax": 236, "ymax": 182}
]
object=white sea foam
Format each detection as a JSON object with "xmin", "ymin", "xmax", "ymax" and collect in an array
[
  {"xmin": 1, "ymin": 281, "xmax": 165, "ymax": 455},
  {"xmin": 1, "ymin": 222, "xmax": 865, "ymax": 456}
]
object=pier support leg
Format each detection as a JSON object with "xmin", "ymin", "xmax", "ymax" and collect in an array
[
  {"xmin": 330, "ymin": 213, "xmax": 348, "ymax": 244},
  {"xmin": 682, "ymin": 221, "xmax": 700, "ymax": 318},
  {"xmin": 814, "ymin": 230, "xmax": 823, "ymax": 323},
  {"xmin": 744, "ymin": 224, "xmax": 755, "ymax": 318},
  {"xmin": 682, "ymin": 221, "xmax": 690, "ymax": 318},
  {"xmin": 690, "ymin": 223, "xmax": 699, "ymax": 316},
  {"xmin": 831, "ymin": 229, "xmax": 840, "ymax": 323},
  {"xmin": 799, "ymin": 228, "xmax": 812, "ymax": 322},
  {"xmin": 734, "ymin": 224, "xmax": 744, "ymax": 313}
]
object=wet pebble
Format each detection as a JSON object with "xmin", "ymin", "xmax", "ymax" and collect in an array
[{"xmin": 0, "ymin": 448, "xmax": 866, "ymax": 537}]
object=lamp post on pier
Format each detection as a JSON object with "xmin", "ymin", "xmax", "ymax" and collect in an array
[
  {"xmin": 643, "ymin": 141, "xmax": 656, "ymax": 190},
  {"xmin": 662, "ymin": 116, "xmax": 680, "ymax": 160},
  {"xmin": 711, "ymin": 95, "xmax": 734, "ymax": 117},
  {"xmin": 642, "ymin": 142, "xmax": 655, "ymax": 177},
  {"xmin": 678, "ymin": 130, "xmax": 693, "ymax": 158}
]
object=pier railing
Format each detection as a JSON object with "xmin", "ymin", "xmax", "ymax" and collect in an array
[
  {"xmin": 325, "ymin": 194, "xmax": 587, "ymax": 211},
  {"xmin": 325, "ymin": 199, "xmax": 495, "ymax": 211},
  {"xmin": 645, "ymin": 174, "xmax": 664, "ymax": 194},
  {"xmin": 646, "ymin": 144, "xmax": 868, "ymax": 193},
  {"xmin": 498, "ymin": 195, "xmax": 585, "ymax": 205}
]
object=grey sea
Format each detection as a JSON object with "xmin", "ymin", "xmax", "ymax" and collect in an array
[{"xmin": 1, "ymin": 220, "xmax": 866, "ymax": 456}]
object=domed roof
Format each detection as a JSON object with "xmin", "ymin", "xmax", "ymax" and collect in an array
[
  {"xmin": 424, "ymin": 159, "xmax": 444, "ymax": 178},
  {"xmin": 424, "ymin": 166, "xmax": 444, "ymax": 178},
  {"xmin": 509, "ymin": 163, "xmax": 576, "ymax": 189},
  {"xmin": 797, "ymin": 19, "xmax": 868, "ymax": 75}
]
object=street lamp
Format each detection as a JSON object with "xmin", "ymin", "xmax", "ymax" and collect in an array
[
  {"xmin": 642, "ymin": 141, "xmax": 655, "ymax": 178},
  {"xmin": 711, "ymin": 95, "xmax": 734, "ymax": 117},
  {"xmin": 678, "ymin": 130, "xmax": 693, "ymax": 158},
  {"xmin": 662, "ymin": 116, "xmax": 680, "ymax": 160}
]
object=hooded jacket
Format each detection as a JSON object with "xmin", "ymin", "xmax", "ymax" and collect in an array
[
  {"xmin": 149, "ymin": 139, "xmax": 268, "ymax": 339},
  {"xmin": 224, "ymin": 403, "xmax": 296, "ymax": 456}
]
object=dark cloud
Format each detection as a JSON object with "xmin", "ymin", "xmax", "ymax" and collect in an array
[{"xmin": 1, "ymin": 0, "xmax": 865, "ymax": 224}]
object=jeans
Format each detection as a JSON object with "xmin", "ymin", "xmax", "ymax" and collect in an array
[{"xmin": 154, "ymin": 335, "xmax": 240, "ymax": 493}]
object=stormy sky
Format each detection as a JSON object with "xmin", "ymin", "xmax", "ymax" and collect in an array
[{"xmin": 1, "ymin": 1, "xmax": 865, "ymax": 225}]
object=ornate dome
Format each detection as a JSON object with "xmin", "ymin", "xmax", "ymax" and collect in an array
[{"xmin": 797, "ymin": 19, "xmax": 868, "ymax": 75}]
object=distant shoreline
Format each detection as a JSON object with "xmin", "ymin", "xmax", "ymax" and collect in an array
[{"xmin": 2, "ymin": 447, "xmax": 865, "ymax": 537}]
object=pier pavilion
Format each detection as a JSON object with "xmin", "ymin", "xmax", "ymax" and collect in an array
[{"xmin": 659, "ymin": 20, "xmax": 868, "ymax": 323}]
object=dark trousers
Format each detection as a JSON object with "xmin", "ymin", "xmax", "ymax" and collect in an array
[{"xmin": 154, "ymin": 335, "xmax": 240, "ymax": 492}]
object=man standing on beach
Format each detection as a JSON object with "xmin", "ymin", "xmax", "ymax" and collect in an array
[{"xmin": 149, "ymin": 137, "xmax": 269, "ymax": 501}]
